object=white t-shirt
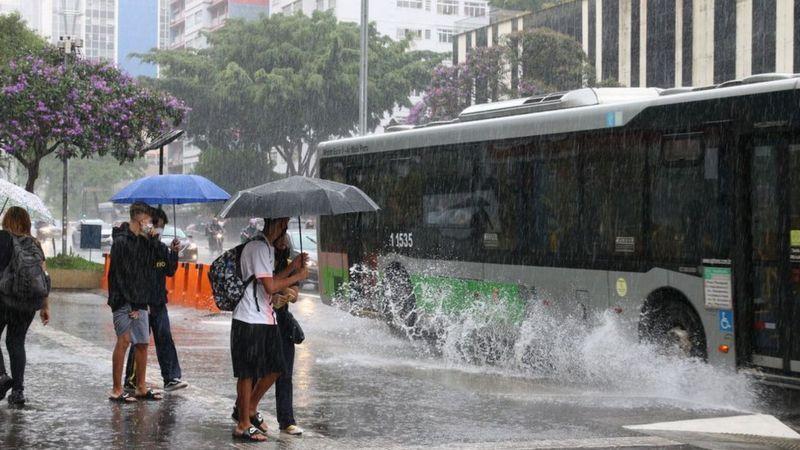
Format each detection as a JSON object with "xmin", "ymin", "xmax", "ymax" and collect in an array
[{"xmin": 232, "ymin": 238, "xmax": 276, "ymax": 325}]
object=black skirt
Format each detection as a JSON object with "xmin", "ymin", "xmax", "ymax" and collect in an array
[{"xmin": 230, "ymin": 319, "xmax": 285, "ymax": 379}]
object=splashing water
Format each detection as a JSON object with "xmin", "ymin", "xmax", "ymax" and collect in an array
[{"xmin": 332, "ymin": 265, "xmax": 761, "ymax": 412}]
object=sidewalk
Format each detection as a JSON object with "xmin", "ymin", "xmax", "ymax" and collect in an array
[{"xmin": 0, "ymin": 291, "xmax": 327, "ymax": 449}]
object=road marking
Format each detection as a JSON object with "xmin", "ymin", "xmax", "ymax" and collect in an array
[
  {"xmin": 625, "ymin": 414, "xmax": 800, "ymax": 439},
  {"xmin": 358, "ymin": 436, "xmax": 682, "ymax": 449}
]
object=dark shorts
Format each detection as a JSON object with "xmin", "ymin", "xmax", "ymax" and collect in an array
[
  {"xmin": 113, "ymin": 304, "xmax": 149, "ymax": 345},
  {"xmin": 230, "ymin": 319, "xmax": 285, "ymax": 379}
]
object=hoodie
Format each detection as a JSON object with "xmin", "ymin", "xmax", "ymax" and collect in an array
[
  {"xmin": 145, "ymin": 236, "xmax": 179, "ymax": 307},
  {"xmin": 107, "ymin": 223, "xmax": 149, "ymax": 312}
]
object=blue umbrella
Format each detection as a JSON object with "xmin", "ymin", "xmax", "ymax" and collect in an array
[{"xmin": 111, "ymin": 174, "xmax": 230, "ymax": 225}]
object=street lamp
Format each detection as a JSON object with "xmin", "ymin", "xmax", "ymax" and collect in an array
[
  {"xmin": 359, "ymin": 0, "xmax": 368, "ymax": 136},
  {"xmin": 57, "ymin": 0, "xmax": 83, "ymax": 256},
  {"xmin": 145, "ymin": 129, "xmax": 184, "ymax": 175}
]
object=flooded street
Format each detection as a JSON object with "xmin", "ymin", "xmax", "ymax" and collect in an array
[{"xmin": 2, "ymin": 291, "xmax": 798, "ymax": 449}]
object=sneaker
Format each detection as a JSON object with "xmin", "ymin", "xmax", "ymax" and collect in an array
[
  {"xmin": 0, "ymin": 374, "xmax": 12, "ymax": 401},
  {"xmin": 281, "ymin": 425, "xmax": 303, "ymax": 436},
  {"xmin": 164, "ymin": 379, "xmax": 189, "ymax": 391},
  {"xmin": 7, "ymin": 390, "xmax": 25, "ymax": 405}
]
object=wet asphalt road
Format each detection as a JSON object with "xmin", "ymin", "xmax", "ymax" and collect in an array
[{"xmin": 1, "ymin": 291, "xmax": 799, "ymax": 449}]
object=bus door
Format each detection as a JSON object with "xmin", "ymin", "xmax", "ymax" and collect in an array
[{"xmin": 743, "ymin": 133, "xmax": 800, "ymax": 375}]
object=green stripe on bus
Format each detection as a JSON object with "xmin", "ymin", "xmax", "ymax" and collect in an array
[
  {"xmin": 322, "ymin": 266, "xmax": 349, "ymax": 297},
  {"xmin": 409, "ymin": 274, "xmax": 525, "ymax": 321}
]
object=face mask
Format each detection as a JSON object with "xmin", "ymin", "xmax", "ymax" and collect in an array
[
  {"xmin": 141, "ymin": 222, "xmax": 154, "ymax": 235},
  {"xmin": 154, "ymin": 227, "xmax": 164, "ymax": 236}
]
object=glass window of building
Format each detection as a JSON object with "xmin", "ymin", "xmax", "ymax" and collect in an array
[
  {"xmin": 437, "ymin": 0, "xmax": 458, "ymax": 15},
  {"xmin": 464, "ymin": 1, "xmax": 485, "ymax": 17},
  {"xmin": 438, "ymin": 28, "xmax": 454, "ymax": 43},
  {"xmin": 397, "ymin": 0, "xmax": 423, "ymax": 8}
]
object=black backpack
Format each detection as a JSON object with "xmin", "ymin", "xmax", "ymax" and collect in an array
[
  {"xmin": 0, "ymin": 235, "xmax": 50, "ymax": 311},
  {"xmin": 208, "ymin": 236, "xmax": 264, "ymax": 312}
]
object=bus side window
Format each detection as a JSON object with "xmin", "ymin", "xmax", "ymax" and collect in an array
[
  {"xmin": 649, "ymin": 130, "xmax": 730, "ymax": 264},
  {"xmin": 581, "ymin": 133, "xmax": 646, "ymax": 261}
]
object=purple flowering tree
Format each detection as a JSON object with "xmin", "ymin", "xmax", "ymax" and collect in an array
[
  {"xmin": 410, "ymin": 47, "xmax": 505, "ymax": 125},
  {"xmin": 0, "ymin": 47, "xmax": 186, "ymax": 191}
]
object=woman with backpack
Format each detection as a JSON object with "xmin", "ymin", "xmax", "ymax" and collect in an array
[{"xmin": 0, "ymin": 207, "xmax": 50, "ymax": 405}]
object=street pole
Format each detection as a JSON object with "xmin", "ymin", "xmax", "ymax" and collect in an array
[
  {"xmin": 58, "ymin": 1, "xmax": 81, "ymax": 256},
  {"xmin": 61, "ymin": 43, "xmax": 70, "ymax": 256},
  {"xmin": 359, "ymin": 0, "xmax": 368, "ymax": 136}
]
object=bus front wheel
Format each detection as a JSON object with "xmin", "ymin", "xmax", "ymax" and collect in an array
[{"xmin": 639, "ymin": 293, "xmax": 707, "ymax": 360}]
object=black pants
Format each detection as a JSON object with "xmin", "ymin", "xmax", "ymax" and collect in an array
[
  {"xmin": 0, "ymin": 303, "xmax": 35, "ymax": 392},
  {"xmin": 125, "ymin": 304, "xmax": 181, "ymax": 385},
  {"xmin": 275, "ymin": 333, "xmax": 296, "ymax": 429}
]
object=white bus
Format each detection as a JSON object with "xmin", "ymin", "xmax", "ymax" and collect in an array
[{"xmin": 318, "ymin": 74, "xmax": 800, "ymax": 386}]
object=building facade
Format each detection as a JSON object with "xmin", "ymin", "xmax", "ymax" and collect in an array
[
  {"xmin": 454, "ymin": 0, "xmax": 800, "ymax": 89},
  {"xmin": 168, "ymin": 0, "xmax": 269, "ymax": 49},
  {"xmin": 270, "ymin": 0, "xmax": 490, "ymax": 53},
  {"xmin": 166, "ymin": 1, "xmax": 268, "ymax": 173}
]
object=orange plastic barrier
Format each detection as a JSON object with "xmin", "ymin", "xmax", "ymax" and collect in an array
[
  {"xmin": 100, "ymin": 254, "xmax": 111, "ymax": 290},
  {"xmin": 101, "ymin": 257, "xmax": 219, "ymax": 313}
]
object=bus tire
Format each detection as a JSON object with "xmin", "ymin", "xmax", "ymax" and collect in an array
[
  {"xmin": 383, "ymin": 263, "xmax": 418, "ymax": 329},
  {"xmin": 639, "ymin": 291, "xmax": 707, "ymax": 360}
]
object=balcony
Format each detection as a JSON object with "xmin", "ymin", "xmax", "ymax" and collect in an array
[
  {"xmin": 208, "ymin": 0, "xmax": 227, "ymax": 10},
  {"xmin": 170, "ymin": 11, "xmax": 185, "ymax": 27}
]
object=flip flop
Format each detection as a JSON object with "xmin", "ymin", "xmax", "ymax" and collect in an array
[
  {"xmin": 231, "ymin": 406, "xmax": 268, "ymax": 433},
  {"xmin": 232, "ymin": 426, "xmax": 267, "ymax": 442},
  {"xmin": 108, "ymin": 392, "xmax": 137, "ymax": 403},
  {"xmin": 135, "ymin": 389, "xmax": 163, "ymax": 401}
]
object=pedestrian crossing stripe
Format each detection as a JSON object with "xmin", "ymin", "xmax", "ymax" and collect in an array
[{"xmin": 624, "ymin": 414, "xmax": 800, "ymax": 439}]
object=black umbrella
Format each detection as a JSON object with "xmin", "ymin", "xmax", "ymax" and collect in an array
[{"xmin": 219, "ymin": 176, "xmax": 380, "ymax": 252}]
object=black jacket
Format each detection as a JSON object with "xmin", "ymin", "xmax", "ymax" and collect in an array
[
  {"xmin": 108, "ymin": 223, "xmax": 150, "ymax": 311},
  {"xmin": 145, "ymin": 237, "xmax": 178, "ymax": 307}
]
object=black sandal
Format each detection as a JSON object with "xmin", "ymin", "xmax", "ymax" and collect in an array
[
  {"xmin": 233, "ymin": 426, "xmax": 267, "ymax": 441},
  {"xmin": 108, "ymin": 392, "xmax": 137, "ymax": 403},
  {"xmin": 232, "ymin": 406, "xmax": 268, "ymax": 432},
  {"xmin": 135, "ymin": 389, "xmax": 163, "ymax": 401}
]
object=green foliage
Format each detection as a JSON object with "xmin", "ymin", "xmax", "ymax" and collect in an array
[
  {"xmin": 0, "ymin": 12, "xmax": 46, "ymax": 67},
  {"xmin": 46, "ymin": 254, "xmax": 104, "ymax": 272},
  {"xmin": 192, "ymin": 147, "xmax": 282, "ymax": 200},
  {"xmin": 37, "ymin": 154, "xmax": 146, "ymax": 219},
  {"xmin": 139, "ymin": 11, "xmax": 440, "ymax": 176},
  {"xmin": 414, "ymin": 27, "xmax": 593, "ymax": 123},
  {"xmin": 509, "ymin": 27, "xmax": 594, "ymax": 95}
]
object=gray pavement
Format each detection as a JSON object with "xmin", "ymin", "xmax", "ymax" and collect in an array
[{"xmin": 1, "ymin": 291, "xmax": 798, "ymax": 449}]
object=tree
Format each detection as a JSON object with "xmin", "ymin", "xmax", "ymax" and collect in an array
[
  {"xmin": 509, "ymin": 27, "xmax": 593, "ymax": 95},
  {"xmin": 139, "ymin": 11, "xmax": 439, "ymax": 177},
  {"xmin": 409, "ymin": 46, "xmax": 505, "ymax": 124},
  {"xmin": 0, "ymin": 13, "xmax": 46, "ymax": 67},
  {"xmin": 192, "ymin": 147, "xmax": 283, "ymax": 200},
  {"xmin": 0, "ymin": 46, "xmax": 186, "ymax": 191},
  {"xmin": 36, "ymin": 154, "xmax": 146, "ymax": 219}
]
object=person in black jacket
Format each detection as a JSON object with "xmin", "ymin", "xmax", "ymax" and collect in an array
[
  {"xmin": 108, "ymin": 202, "xmax": 162, "ymax": 402},
  {"xmin": 124, "ymin": 207, "xmax": 187, "ymax": 392}
]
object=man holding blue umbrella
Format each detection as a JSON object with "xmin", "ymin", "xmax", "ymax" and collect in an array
[
  {"xmin": 123, "ymin": 207, "xmax": 187, "ymax": 392},
  {"xmin": 111, "ymin": 174, "xmax": 230, "ymax": 394}
]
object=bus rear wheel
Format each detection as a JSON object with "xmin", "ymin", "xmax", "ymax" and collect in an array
[
  {"xmin": 639, "ymin": 295, "xmax": 707, "ymax": 360},
  {"xmin": 382, "ymin": 264, "xmax": 418, "ymax": 330}
]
